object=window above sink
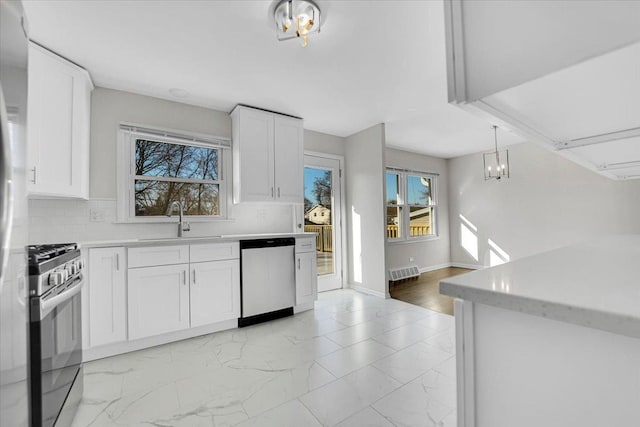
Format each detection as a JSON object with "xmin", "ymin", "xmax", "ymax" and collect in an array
[{"xmin": 116, "ymin": 124, "xmax": 232, "ymax": 222}]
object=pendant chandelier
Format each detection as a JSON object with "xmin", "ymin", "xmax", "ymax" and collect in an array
[
  {"xmin": 273, "ymin": 0, "xmax": 321, "ymax": 47},
  {"xmin": 484, "ymin": 126, "xmax": 510, "ymax": 180}
]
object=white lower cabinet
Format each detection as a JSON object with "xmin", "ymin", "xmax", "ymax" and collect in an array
[
  {"xmin": 87, "ymin": 247, "xmax": 126, "ymax": 347},
  {"xmin": 190, "ymin": 259, "xmax": 240, "ymax": 327},
  {"xmin": 295, "ymin": 252, "xmax": 317, "ymax": 305},
  {"xmin": 127, "ymin": 264, "xmax": 190, "ymax": 340},
  {"xmin": 295, "ymin": 237, "xmax": 317, "ymax": 307}
]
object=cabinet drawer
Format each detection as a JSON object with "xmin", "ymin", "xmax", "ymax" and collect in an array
[
  {"xmin": 128, "ymin": 245, "xmax": 189, "ymax": 268},
  {"xmin": 190, "ymin": 242, "xmax": 239, "ymax": 263},
  {"xmin": 295, "ymin": 237, "xmax": 315, "ymax": 253}
]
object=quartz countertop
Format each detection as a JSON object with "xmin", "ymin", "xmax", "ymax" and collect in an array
[
  {"xmin": 79, "ymin": 232, "xmax": 317, "ymax": 248},
  {"xmin": 440, "ymin": 235, "xmax": 640, "ymax": 339}
]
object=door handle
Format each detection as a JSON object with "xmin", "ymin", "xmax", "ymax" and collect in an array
[
  {"xmin": 193, "ymin": 269, "xmax": 196, "ymax": 285},
  {"xmin": 183, "ymin": 270, "xmax": 186, "ymax": 285},
  {"xmin": 115, "ymin": 253, "xmax": 119, "ymax": 271},
  {"xmin": 31, "ymin": 166, "xmax": 37, "ymax": 184},
  {"xmin": 298, "ymin": 258, "xmax": 301, "ymax": 270},
  {"xmin": 278, "ymin": 187, "xmax": 281, "ymax": 198},
  {"xmin": 271, "ymin": 187, "xmax": 274, "ymax": 197}
]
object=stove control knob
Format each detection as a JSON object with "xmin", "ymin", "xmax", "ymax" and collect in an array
[
  {"xmin": 68, "ymin": 263, "xmax": 77, "ymax": 275},
  {"xmin": 49, "ymin": 271, "xmax": 66, "ymax": 287}
]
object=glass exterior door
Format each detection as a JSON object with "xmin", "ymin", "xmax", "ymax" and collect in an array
[{"xmin": 304, "ymin": 155, "xmax": 342, "ymax": 291}]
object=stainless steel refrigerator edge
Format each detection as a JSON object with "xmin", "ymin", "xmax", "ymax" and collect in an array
[{"xmin": 0, "ymin": 0, "xmax": 30, "ymax": 426}]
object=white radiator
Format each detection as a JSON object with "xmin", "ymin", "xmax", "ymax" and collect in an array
[{"xmin": 388, "ymin": 265, "xmax": 420, "ymax": 281}]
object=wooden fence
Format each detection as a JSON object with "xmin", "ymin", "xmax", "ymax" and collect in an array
[{"xmin": 304, "ymin": 225, "xmax": 333, "ymax": 252}]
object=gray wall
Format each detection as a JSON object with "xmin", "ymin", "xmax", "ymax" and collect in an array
[
  {"xmin": 447, "ymin": 142, "xmax": 640, "ymax": 267},
  {"xmin": 91, "ymin": 87, "xmax": 230, "ymax": 198},
  {"xmin": 304, "ymin": 129, "xmax": 346, "ymax": 156},
  {"xmin": 385, "ymin": 148, "xmax": 450, "ymax": 272},
  {"xmin": 344, "ymin": 124, "xmax": 387, "ymax": 297}
]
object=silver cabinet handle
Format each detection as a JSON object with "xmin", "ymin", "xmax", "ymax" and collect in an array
[
  {"xmin": 115, "ymin": 253, "xmax": 119, "ymax": 271},
  {"xmin": 298, "ymin": 258, "xmax": 301, "ymax": 270},
  {"xmin": 183, "ymin": 270, "xmax": 186, "ymax": 285},
  {"xmin": 271, "ymin": 187, "xmax": 274, "ymax": 197},
  {"xmin": 193, "ymin": 269, "xmax": 196, "ymax": 285},
  {"xmin": 278, "ymin": 187, "xmax": 281, "ymax": 198},
  {"xmin": 31, "ymin": 166, "xmax": 37, "ymax": 184}
]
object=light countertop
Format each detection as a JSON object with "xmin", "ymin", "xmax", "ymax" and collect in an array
[
  {"xmin": 440, "ymin": 235, "xmax": 640, "ymax": 339},
  {"xmin": 79, "ymin": 232, "xmax": 317, "ymax": 248}
]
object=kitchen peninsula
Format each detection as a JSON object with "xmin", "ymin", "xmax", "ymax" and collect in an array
[{"xmin": 440, "ymin": 235, "xmax": 640, "ymax": 427}]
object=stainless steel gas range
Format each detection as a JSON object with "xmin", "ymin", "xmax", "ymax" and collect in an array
[{"xmin": 28, "ymin": 243, "xmax": 85, "ymax": 427}]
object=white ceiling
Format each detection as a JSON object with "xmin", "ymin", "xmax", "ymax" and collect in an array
[{"xmin": 22, "ymin": 0, "xmax": 525, "ymax": 159}]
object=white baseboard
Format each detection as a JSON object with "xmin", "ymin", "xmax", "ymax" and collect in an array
[
  {"xmin": 451, "ymin": 262, "xmax": 484, "ymax": 270},
  {"xmin": 418, "ymin": 263, "xmax": 454, "ymax": 273},
  {"xmin": 348, "ymin": 283, "xmax": 388, "ymax": 299}
]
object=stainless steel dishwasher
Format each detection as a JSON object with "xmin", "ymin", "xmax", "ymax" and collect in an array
[{"xmin": 239, "ymin": 238, "xmax": 296, "ymax": 327}]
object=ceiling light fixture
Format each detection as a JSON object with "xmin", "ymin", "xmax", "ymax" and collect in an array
[
  {"xmin": 273, "ymin": 0, "xmax": 321, "ymax": 47},
  {"xmin": 484, "ymin": 125, "xmax": 510, "ymax": 181}
]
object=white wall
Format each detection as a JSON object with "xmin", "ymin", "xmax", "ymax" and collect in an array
[
  {"xmin": 344, "ymin": 124, "xmax": 387, "ymax": 297},
  {"xmin": 385, "ymin": 148, "xmax": 451, "ymax": 273},
  {"xmin": 448, "ymin": 142, "xmax": 640, "ymax": 267}
]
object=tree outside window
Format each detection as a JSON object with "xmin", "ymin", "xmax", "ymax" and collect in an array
[{"xmin": 133, "ymin": 139, "xmax": 222, "ymax": 217}]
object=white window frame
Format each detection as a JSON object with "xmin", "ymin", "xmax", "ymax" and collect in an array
[
  {"xmin": 116, "ymin": 123, "xmax": 231, "ymax": 223},
  {"xmin": 386, "ymin": 167, "xmax": 439, "ymax": 243}
]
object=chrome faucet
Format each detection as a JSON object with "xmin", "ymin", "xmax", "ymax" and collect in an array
[{"xmin": 166, "ymin": 201, "xmax": 191, "ymax": 237}]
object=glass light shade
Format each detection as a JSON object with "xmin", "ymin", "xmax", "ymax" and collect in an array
[{"xmin": 274, "ymin": 0, "xmax": 321, "ymax": 45}]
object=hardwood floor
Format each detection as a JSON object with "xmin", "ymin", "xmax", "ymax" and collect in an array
[{"xmin": 389, "ymin": 267, "xmax": 473, "ymax": 315}]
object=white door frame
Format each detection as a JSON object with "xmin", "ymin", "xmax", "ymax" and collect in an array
[{"xmin": 304, "ymin": 151, "xmax": 345, "ymax": 291}]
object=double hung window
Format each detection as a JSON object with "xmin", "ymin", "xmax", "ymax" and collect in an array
[
  {"xmin": 386, "ymin": 168, "xmax": 438, "ymax": 241},
  {"xmin": 118, "ymin": 125, "xmax": 230, "ymax": 221}
]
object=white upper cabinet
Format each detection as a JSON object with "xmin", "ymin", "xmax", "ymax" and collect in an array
[
  {"xmin": 27, "ymin": 42, "xmax": 93, "ymax": 198},
  {"xmin": 274, "ymin": 114, "xmax": 304, "ymax": 203},
  {"xmin": 444, "ymin": 0, "xmax": 640, "ymax": 180},
  {"xmin": 232, "ymin": 105, "xmax": 303, "ymax": 203}
]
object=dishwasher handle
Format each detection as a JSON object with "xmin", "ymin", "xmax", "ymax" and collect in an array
[{"xmin": 240, "ymin": 238, "xmax": 295, "ymax": 250}]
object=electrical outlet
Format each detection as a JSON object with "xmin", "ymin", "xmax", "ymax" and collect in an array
[
  {"xmin": 409, "ymin": 256, "xmax": 415, "ymax": 262},
  {"xmin": 90, "ymin": 208, "xmax": 105, "ymax": 222}
]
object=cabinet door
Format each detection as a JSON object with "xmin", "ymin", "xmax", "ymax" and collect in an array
[
  {"xmin": 27, "ymin": 43, "xmax": 92, "ymax": 199},
  {"xmin": 27, "ymin": 44, "xmax": 75, "ymax": 197},
  {"xmin": 87, "ymin": 248, "xmax": 126, "ymax": 347},
  {"xmin": 295, "ymin": 252, "xmax": 317, "ymax": 306},
  {"xmin": 233, "ymin": 107, "xmax": 275, "ymax": 202},
  {"xmin": 274, "ymin": 115, "xmax": 304, "ymax": 203},
  {"xmin": 71, "ymin": 74, "xmax": 92, "ymax": 199},
  {"xmin": 128, "ymin": 264, "xmax": 190, "ymax": 340},
  {"xmin": 190, "ymin": 260, "xmax": 240, "ymax": 327}
]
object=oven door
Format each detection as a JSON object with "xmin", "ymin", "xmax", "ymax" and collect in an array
[{"xmin": 30, "ymin": 275, "xmax": 84, "ymax": 427}]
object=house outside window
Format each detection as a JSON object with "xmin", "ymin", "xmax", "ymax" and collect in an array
[
  {"xmin": 386, "ymin": 168, "xmax": 438, "ymax": 241},
  {"xmin": 117, "ymin": 124, "xmax": 230, "ymax": 222}
]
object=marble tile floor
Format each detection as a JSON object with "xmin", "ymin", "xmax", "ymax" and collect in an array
[{"xmin": 72, "ymin": 289, "xmax": 457, "ymax": 427}]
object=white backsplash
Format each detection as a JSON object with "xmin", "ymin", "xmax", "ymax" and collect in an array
[{"xmin": 29, "ymin": 198, "xmax": 295, "ymax": 245}]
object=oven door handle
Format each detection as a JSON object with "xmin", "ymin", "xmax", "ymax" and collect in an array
[{"xmin": 38, "ymin": 277, "xmax": 84, "ymax": 320}]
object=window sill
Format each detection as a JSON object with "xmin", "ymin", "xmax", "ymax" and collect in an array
[{"xmin": 386, "ymin": 235, "xmax": 440, "ymax": 245}]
